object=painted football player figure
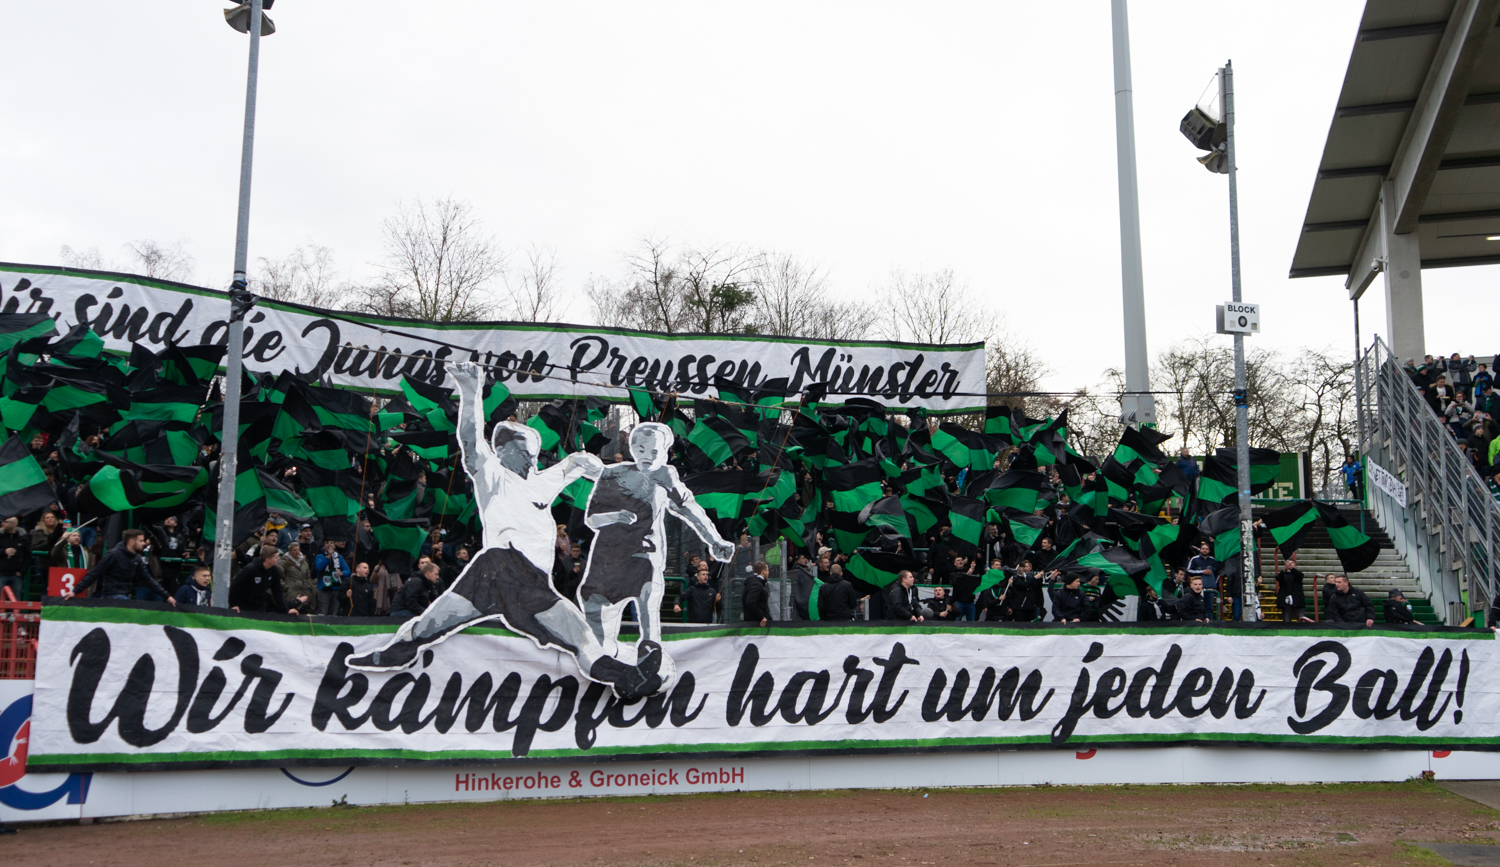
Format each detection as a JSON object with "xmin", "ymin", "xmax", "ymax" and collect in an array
[
  {"xmin": 349, "ymin": 361, "xmax": 661, "ymax": 699},
  {"xmin": 577, "ymin": 422, "xmax": 736, "ymax": 688}
]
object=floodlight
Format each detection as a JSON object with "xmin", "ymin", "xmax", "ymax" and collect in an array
[{"xmin": 224, "ymin": 2, "xmax": 276, "ymax": 36}]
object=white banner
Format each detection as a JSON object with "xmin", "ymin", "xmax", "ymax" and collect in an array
[
  {"xmin": 0, "ymin": 264, "xmax": 987, "ymax": 412},
  {"xmin": 26, "ymin": 603, "xmax": 1498, "ymax": 771},
  {"xmin": 1367, "ymin": 460, "xmax": 1407, "ymax": 508}
]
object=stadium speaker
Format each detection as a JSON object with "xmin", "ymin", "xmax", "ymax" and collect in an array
[{"xmin": 1179, "ymin": 107, "xmax": 1224, "ymax": 152}]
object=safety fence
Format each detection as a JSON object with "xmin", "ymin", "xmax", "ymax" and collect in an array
[{"xmin": 1357, "ymin": 335, "xmax": 1500, "ymax": 623}]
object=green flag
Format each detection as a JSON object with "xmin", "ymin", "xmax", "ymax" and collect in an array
[
  {"xmin": 367, "ymin": 510, "xmax": 430, "ymax": 574},
  {"xmin": 845, "ymin": 550, "xmax": 920, "ymax": 594}
]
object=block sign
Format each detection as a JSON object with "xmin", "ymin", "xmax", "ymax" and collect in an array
[{"xmin": 1222, "ymin": 301, "xmax": 1260, "ymax": 334}]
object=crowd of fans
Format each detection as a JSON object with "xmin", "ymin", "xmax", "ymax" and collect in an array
[
  {"xmin": 1402, "ymin": 352, "xmax": 1500, "ymax": 496},
  {"xmin": 5, "ymin": 412, "xmax": 1416, "ymax": 632}
]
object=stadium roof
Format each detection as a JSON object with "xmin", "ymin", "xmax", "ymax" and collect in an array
[{"xmin": 1290, "ymin": 0, "xmax": 1500, "ymax": 287}]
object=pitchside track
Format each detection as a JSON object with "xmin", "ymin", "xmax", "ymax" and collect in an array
[{"xmin": 5, "ymin": 780, "xmax": 1500, "ymax": 867}]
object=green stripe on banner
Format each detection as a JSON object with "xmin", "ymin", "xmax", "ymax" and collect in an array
[
  {"xmin": 41, "ymin": 604, "xmax": 1499, "ymax": 641},
  {"xmin": 29, "ymin": 731, "xmax": 1500, "ymax": 770}
]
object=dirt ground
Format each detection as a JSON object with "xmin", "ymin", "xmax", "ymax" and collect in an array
[{"xmin": 5, "ymin": 779, "xmax": 1497, "ymax": 867}]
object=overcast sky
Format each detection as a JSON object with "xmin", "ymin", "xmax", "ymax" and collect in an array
[{"xmin": 3, "ymin": 2, "xmax": 1491, "ymax": 392}]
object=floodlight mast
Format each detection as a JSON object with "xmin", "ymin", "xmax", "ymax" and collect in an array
[
  {"xmin": 212, "ymin": 0, "xmax": 267, "ymax": 608},
  {"xmin": 1222, "ymin": 61, "xmax": 1259, "ymax": 623},
  {"xmin": 1109, "ymin": 0, "xmax": 1156, "ymax": 429}
]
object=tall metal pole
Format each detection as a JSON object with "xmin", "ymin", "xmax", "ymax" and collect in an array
[
  {"xmin": 212, "ymin": 0, "xmax": 263, "ymax": 607},
  {"xmin": 1110, "ymin": 0, "xmax": 1156, "ymax": 428},
  {"xmin": 1223, "ymin": 61, "xmax": 1258, "ymax": 622}
]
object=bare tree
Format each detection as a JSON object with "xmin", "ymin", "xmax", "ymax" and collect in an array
[
  {"xmin": 252, "ymin": 243, "xmax": 345, "ymax": 309},
  {"xmin": 876, "ymin": 268, "xmax": 994, "ymax": 345},
  {"xmin": 59, "ymin": 245, "xmax": 110, "ymax": 271},
  {"xmin": 586, "ymin": 238, "xmax": 761, "ymax": 334},
  {"xmin": 986, "ymin": 327, "xmax": 1050, "ymax": 415},
  {"xmin": 354, "ymin": 197, "xmax": 505, "ymax": 322},
  {"xmin": 126, "ymin": 240, "xmax": 195, "ymax": 283},
  {"xmin": 502, "ymin": 244, "xmax": 569, "ymax": 323},
  {"xmin": 752, "ymin": 252, "xmax": 876, "ymax": 341},
  {"xmin": 1291, "ymin": 348, "xmax": 1357, "ymax": 494}
]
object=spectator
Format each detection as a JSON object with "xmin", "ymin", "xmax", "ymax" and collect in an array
[
  {"xmin": 1384, "ymin": 588, "xmax": 1416, "ymax": 625},
  {"xmin": 1323, "ymin": 574, "xmax": 1375, "ymax": 627},
  {"xmin": 1003, "ymin": 559, "xmax": 1043, "ymax": 622},
  {"xmin": 1031, "ymin": 537, "xmax": 1057, "ymax": 571},
  {"xmin": 926, "ymin": 586, "xmax": 955, "ymax": 620},
  {"xmin": 1185, "ymin": 542, "xmax": 1220, "ymax": 620},
  {"xmin": 280, "ymin": 542, "xmax": 313, "ymax": 612},
  {"xmin": 888, "ymin": 570, "xmax": 924, "ymax": 623},
  {"xmin": 1274, "ymin": 554, "xmax": 1306, "ymax": 623},
  {"xmin": 818, "ymin": 569, "xmax": 861, "ymax": 621},
  {"xmin": 1339, "ymin": 456, "xmax": 1364, "ymax": 501},
  {"xmin": 788, "ymin": 553, "xmax": 817, "ymax": 620},
  {"xmin": 150, "ymin": 515, "xmax": 192, "ymax": 589},
  {"xmin": 51, "ymin": 531, "xmax": 95, "ymax": 570},
  {"xmin": 0, "ymin": 516, "xmax": 25, "ymax": 596},
  {"xmin": 172, "ymin": 565, "xmax": 214, "ymax": 608},
  {"xmin": 30, "ymin": 511, "xmax": 63, "ymax": 562},
  {"xmin": 950, "ymin": 559, "xmax": 980, "ymax": 621},
  {"xmin": 67, "ymin": 529, "xmax": 175, "ymax": 604},
  {"xmin": 390, "ymin": 561, "xmax": 441, "ymax": 620},
  {"xmin": 229, "ymin": 545, "xmax": 296, "ymax": 614},
  {"xmin": 1051, "ymin": 574, "xmax": 1086, "ymax": 623},
  {"xmin": 347, "ymin": 561, "xmax": 377, "ymax": 617},
  {"xmin": 1177, "ymin": 576, "xmax": 1209, "ymax": 622},
  {"xmin": 1476, "ymin": 363, "xmax": 1494, "ymax": 394},
  {"xmin": 313, "ymin": 539, "xmax": 350, "ymax": 616},
  {"xmin": 674, "ymin": 569, "xmax": 718, "ymax": 624},
  {"xmin": 372, "ymin": 559, "xmax": 396, "ymax": 615},
  {"xmin": 1175, "ymin": 448, "xmax": 1200, "ymax": 482},
  {"xmin": 741, "ymin": 560, "xmax": 772, "ymax": 626},
  {"xmin": 1321, "ymin": 572, "xmax": 1338, "ymax": 614}
]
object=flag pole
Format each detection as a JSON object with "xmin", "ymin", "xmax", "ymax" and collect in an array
[
  {"xmin": 212, "ymin": 0, "xmax": 264, "ymax": 608},
  {"xmin": 1223, "ymin": 61, "xmax": 1259, "ymax": 622}
]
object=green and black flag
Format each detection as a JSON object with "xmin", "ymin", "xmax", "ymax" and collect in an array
[
  {"xmin": 1114, "ymin": 425, "xmax": 1173, "ymax": 466},
  {"xmin": 684, "ymin": 469, "xmax": 757, "ymax": 538},
  {"xmin": 1312, "ymin": 500, "xmax": 1381, "ymax": 573},
  {"xmin": 982, "ymin": 469, "xmax": 1051, "ymax": 515},
  {"xmin": 683, "ymin": 415, "xmax": 750, "ymax": 471},
  {"xmin": 389, "ymin": 429, "xmax": 457, "ymax": 463},
  {"xmin": 1261, "ymin": 500, "xmax": 1319, "ymax": 556},
  {"xmin": 858, "ymin": 496, "xmax": 910, "ymax": 540},
  {"xmin": 1197, "ymin": 506, "xmax": 1244, "ymax": 582},
  {"xmin": 946, "ymin": 495, "xmax": 988, "ymax": 557},
  {"xmin": 845, "ymin": 550, "xmax": 921, "ymax": 596},
  {"xmin": 0, "ymin": 436, "xmax": 57, "ymax": 517},
  {"xmin": 930, "ymin": 422, "xmax": 1002, "ymax": 471},
  {"xmin": 0, "ymin": 314, "xmax": 58, "ymax": 356},
  {"xmin": 367, "ymin": 510, "xmax": 430, "ymax": 574}
]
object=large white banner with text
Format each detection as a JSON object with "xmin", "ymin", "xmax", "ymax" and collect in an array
[
  {"xmin": 25, "ymin": 603, "xmax": 1499, "ymax": 772},
  {"xmin": 0, "ymin": 264, "xmax": 987, "ymax": 412}
]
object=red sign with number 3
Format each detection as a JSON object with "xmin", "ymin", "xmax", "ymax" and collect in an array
[{"xmin": 48, "ymin": 566, "xmax": 86, "ymax": 598}]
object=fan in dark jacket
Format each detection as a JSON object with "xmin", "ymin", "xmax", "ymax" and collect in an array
[
  {"xmin": 818, "ymin": 573, "xmax": 861, "ymax": 621},
  {"xmin": 68, "ymin": 530, "xmax": 174, "ymax": 603},
  {"xmin": 1384, "ymin": 588, "xmax": 1417, "ymax": 625},
  {"xmin": 1176, "ymin": 578, "xmax": 1209, "ymax": 622},
  {"xmin": 675, "ymin": 572, "xmax": 719, "ymax": 624},
  {"xmin": 789, "ymin": 556, "xmax": 818, "ymax": 620},
  {"xmin": 348, "ymin": 562, "xmax": 378, "ymax": 617},
  {"xmin": 1322, "ymin": 575, "xmax": 1375, "ymax": 626},
  {"xmin": 887, "ymin": 571, "xmax": 924, "ymax": 622},
  {"xmin": 390, "ymin": 562, "xmax": 441, "ymax": 620},
  {"xmin": 229, "ymin": 545, "xmax": 295, "ymax": 614},
  {"xmin": 741, "ymin": 561, "xmax": 772, "ymax": 626},
  {"xmin": 1050, "ymin": 574, "xmax": 1087, "ymax": 622}
]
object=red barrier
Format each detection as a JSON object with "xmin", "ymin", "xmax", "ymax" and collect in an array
[{"xmin": 0, "ymin": 599, "xmax": 42, "ymax": 679}]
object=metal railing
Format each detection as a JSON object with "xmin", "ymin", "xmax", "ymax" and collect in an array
[{"xmin": 1357, "ymin": 335, "xmax": 1500, "ymax": 623}]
